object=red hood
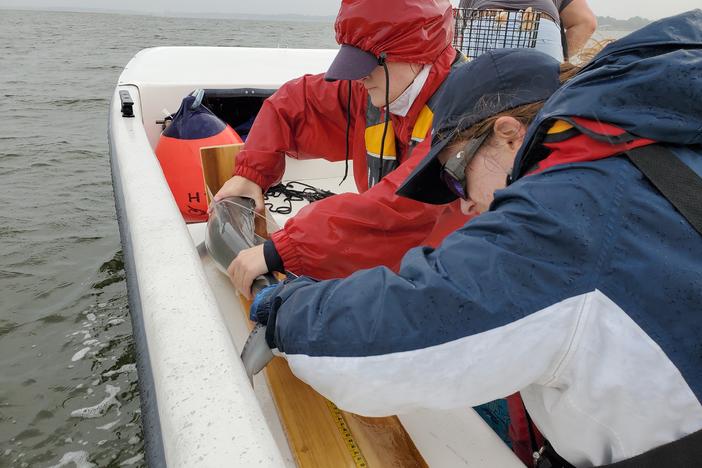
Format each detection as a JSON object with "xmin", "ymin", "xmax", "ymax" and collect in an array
[{"xmin": 334, "ymin": 0, "xmax": 454, "ymax": 64}]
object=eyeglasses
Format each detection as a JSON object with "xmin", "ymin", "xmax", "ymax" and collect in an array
[{"xmin": 439, "ymin": 132, "xmax": 489, "ymax": 200}]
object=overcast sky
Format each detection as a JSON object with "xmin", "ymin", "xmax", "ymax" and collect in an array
[{"xmin": 0, "ymin": 0, "xmax": 699, "ymax": 20}]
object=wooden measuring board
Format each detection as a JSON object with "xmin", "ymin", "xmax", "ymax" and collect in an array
[{"xmin": 239, "ymin": 295, "xmax": 427, "ymax": 468}]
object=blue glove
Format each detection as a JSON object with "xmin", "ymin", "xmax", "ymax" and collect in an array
[{"xmin": 249, "ymin": 283, "xmax": 279, "ymax": 322}]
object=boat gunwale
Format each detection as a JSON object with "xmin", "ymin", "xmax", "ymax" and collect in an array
[
  {"xmin": 108, "ymin": 89, "xmax": 168, "ymax": 468},
  {"xmin": 109, "ymin": 82, "xmax": 285, "ymax": 467}
]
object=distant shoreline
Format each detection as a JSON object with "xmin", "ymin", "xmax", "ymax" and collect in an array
[
  {"xmin": 0, "ymin": 6, "xmax": 651, "ymax": 30},
  {"xmin": 0, "ymin": 6, "xmax": 336, "ymax": 22},
  {"xmin": 597, "ymin": 15, "xmax": 651, "ymax": 31}
]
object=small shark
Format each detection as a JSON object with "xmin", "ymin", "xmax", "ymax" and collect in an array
[{"xmin": 204, "ymin": 196, "xmax": 277, "ymax": 384}]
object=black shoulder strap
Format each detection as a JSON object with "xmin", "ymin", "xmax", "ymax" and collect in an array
[
  {"xmin": 626, "ymin": 144, "xmax": 702, "ymax": 236},
  {"xmin": 599, "ymin": 428, "xmax": 702, "ymax": 468},
  {"xmin": 540, "ymin": 429, "xmax": 702, "ymax": 468}
]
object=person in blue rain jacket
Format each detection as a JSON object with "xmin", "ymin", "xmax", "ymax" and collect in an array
[{"xmin": 250, "ymin": 11, "xmax": 702, "ymax": 467}]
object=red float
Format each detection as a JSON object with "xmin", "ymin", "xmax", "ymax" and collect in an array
[{"xmin": 156, "ymin": 91, "xmax": 242, "ymax": 223}]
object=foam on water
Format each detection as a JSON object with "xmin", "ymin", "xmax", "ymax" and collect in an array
[
  {"xmin": 71, "ymin": 347, "xmax": 91, "ymax": 362},
  {"xmin": 70, "ymin": 330, "xmax": 91, "ymax": 339},
  {"xmin": 119, "ymin": 453, "xmax": 144, "ymax": 466},
  {"xmin": 48, "ymin": 451, "xmax": 96, "ymax": 468},
  {"xmin": 70, "ymin": 385, "xmax": 121, "ymax": 419},
  {"xmin": 102, "ymin": 364, "xmax": 136, "ymax": 377},
  {"xmin": 96, "ymin": 419, "xmax": 121, "ymax": 431}
]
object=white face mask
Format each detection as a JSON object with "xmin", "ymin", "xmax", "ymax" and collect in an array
[{"xmin": 388, "ymin": 64, "xmax": 432, "ymax": 117}]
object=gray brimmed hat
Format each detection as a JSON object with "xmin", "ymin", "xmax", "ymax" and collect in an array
[{"xmin": 325, "ymin": 45, "xmax": 381, "ymax": 82}]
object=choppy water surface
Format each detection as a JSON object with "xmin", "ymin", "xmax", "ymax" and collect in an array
[{"xmin": 0, "ymin": 9, "xmax": 335, "ymax": 466}]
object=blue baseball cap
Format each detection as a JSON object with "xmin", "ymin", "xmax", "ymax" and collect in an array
[{"xmin": 396, "ymin": 48, "xmax": 562, "ymax": 204}]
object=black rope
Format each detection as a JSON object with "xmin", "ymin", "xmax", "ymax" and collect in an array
[
  {"xmin": 378, "ymin": 52, "xmax": 390, "ymax": 183},
  {"xmin": 264, "ymin": 181, "xmax": 335, "ymax": 215},
  {"xmin": 340, "ymin": 79, "xmax": 353, "ymax": 185}
]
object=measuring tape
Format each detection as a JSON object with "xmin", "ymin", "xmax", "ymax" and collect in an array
[
  {"xmin": 325, "ymin": 400, "xmax": 369, "ymax": 468},
  {"xmin": 240, "ymin": 285, "xmax": 368, "ymax": 466}
]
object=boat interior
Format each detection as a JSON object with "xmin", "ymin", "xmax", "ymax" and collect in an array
[{"xmin": 109, "ymin": 46, "xmax": 523, "ymax": 467}]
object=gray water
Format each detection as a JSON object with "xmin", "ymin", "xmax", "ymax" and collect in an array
[{"xmin": 0, "ymin": 9, "xmax": 335, "ymax": 467}]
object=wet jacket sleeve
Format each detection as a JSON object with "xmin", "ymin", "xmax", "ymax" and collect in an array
[
  {"xmin": 234, "ymin": 73, "xmax": 360, "ymax": 190},
  {"xmin": 261, "ymin": 167, "xmax": 614, "ymax": 416},
  {"xmin": 270, "ymin": 139, "xmax": 468, "ymax": 278}
]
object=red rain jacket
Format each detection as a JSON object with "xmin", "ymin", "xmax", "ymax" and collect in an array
[{"xmin": 234, "ymin": 0, "xmax": 470, "ymax": 279}]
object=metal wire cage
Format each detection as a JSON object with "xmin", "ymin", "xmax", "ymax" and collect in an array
[{"xmin": 453, "ymin": 8, "xmax": 543, "ymax": 59}]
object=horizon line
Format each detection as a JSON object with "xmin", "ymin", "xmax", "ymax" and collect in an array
[{"xmin": 0, "ymin": 5, "xmax": 651, "ymax": 23}]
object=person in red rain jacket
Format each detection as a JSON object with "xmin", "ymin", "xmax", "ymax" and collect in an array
[{"xmin": 214, "ymin": 0, "xmax": 471, "ymax": 299}]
